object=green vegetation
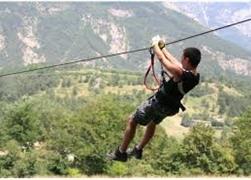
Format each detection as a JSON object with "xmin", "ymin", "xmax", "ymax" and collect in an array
[
  {"xmin": 166, "ymin": 124, "xmax": 236, "ymax": 175},
  {"xmin": 231, "ymin": 109, "xmax": 251, "ymax": 175},
  {"xmin": 0, "ymin": 68, "xmax": 251, "ymax": 177}
]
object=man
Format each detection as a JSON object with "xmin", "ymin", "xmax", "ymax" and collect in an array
[{"xmin": 107, "ymin": 39, "xmax": 201, "ymax": 162}]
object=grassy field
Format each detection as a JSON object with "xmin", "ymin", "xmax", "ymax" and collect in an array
[{"xmin": 160, "ymin": 114, "xmax": 189, "ymax": 140}]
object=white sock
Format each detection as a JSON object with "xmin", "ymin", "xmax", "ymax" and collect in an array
[
  {"xmin": 119, "ymin": 146, "xmax": 125, "ymax": 153},
  {"xmin": 136, "ymin": 145, "xmax": 141, "ymax": 150}
]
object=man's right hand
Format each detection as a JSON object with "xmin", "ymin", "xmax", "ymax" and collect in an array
[
  {"xmin": 151, "ymin": 35, "xmax": 161, "ymax": 47},
  {"xmin": 151, "ymin": 35, "xmax": 166, "ymax": 49}
]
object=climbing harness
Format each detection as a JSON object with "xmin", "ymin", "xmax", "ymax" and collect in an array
[
  {"xmin": 143, "ymin": 47, "xmax": 160, "ymax": 91},
  {"xmin": 143, "ymin": 44, "xmax": 170, "ymax": 91},
  {"xmin": 144, "ymin": 42, "xmax": 189, "ymax": 112}
]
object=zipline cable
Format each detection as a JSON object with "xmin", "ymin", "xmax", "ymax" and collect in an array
[{"xmin": 0, "ymin": 18, "xmax": 250, "ymax": 78}]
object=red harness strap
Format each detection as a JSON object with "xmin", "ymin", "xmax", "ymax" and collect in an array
[{"xmin": 143, "ymin": 48, "xmax": 161, "ymax": 91}]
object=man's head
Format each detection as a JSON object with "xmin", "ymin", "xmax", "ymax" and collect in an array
[{"xmin": 181, "ymin": 47, "xmax": 201, "ymax": 69}]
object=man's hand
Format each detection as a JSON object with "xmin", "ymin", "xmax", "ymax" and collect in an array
[
  {"xmin": 151, "ymin": 35, "xmax": 165, "ymax": 49},
  {"xmin": 152, "ymin": 39, "xmax": 183, "ymax": 80},
  {"xmin": 158, "ymin": 40, "xmax": 165, "ymax": 49},
  {"xmin": 151, "ymin": 35, "xmax": 161, "ymax": 47}
]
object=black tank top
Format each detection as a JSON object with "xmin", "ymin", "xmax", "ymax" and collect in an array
[{"xmin": 155, "ymin": 70, "xmax": 200, "ymax": 107}]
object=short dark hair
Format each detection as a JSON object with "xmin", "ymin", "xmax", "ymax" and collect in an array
[{"xmin": 183, "ymin": 47, "xmax": 201, "ymax": 67}]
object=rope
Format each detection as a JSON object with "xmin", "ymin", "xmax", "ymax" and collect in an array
[{"xmin": 0, "ymin": 18, "xmax": 250, "ymax": 78}]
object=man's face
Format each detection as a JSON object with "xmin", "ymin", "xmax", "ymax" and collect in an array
[{"xmin": 181, "ymin": 55, "xmax": 189, "ymax": 67}]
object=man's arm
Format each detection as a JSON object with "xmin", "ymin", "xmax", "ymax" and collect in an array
[
  {"xmin": 161, "ymin": 48, "xmax": 182, "ymax": 68},
  {"xmin": 153, "ymin": 44, "xmax": 183, "ymax": 80}
]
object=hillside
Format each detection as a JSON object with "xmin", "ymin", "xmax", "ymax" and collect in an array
[
  {"xmin": 45, "ymin": 69, "xmax": 251, "ymax": 139},
  {"xmin": 0, "ymin": 2, "xmax": 251, "ymax": 79},
  {"xmin": 1, "ymin": 67, "xmax": 250, "ymax": 138},
  {"xmin": 167, "ymin": 2, "xmax": 251, "ymax": 53},
  {"xmin": 0, "ymin": 68, "xmax": 251, "ymax": 177}
]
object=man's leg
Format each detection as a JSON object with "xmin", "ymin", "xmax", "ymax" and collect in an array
[
  {"xmin": 119, "ymin": 117, "xmax": 138, "ymax": 152},
  {"xmin": 128, "ymin": 121, "xmax": 156, "ymax": 159},
  {"xmin": 107, "ymin": 117, "xmax": 137, "ymax": 162},
  {"xmin": 137, "ymin": 121, "xmax": 156, "ymax": 149}
]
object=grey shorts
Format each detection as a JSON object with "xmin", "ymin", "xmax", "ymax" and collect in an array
[{"xmin": 131, "ymin": 95, "xmax": 179, "ymax": 126}]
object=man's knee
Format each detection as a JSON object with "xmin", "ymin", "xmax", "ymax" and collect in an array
[
  {"xmin": 128, "ymin": 117, "xmax": 137, "ymax": 129},
  {"xmin": 146, "ymin": 121, "xmax": 156, "ymax": 131}
]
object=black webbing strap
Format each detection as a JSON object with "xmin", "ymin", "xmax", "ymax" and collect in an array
[
  {"xmin": 160, "ymin": 64, "xmax": 171, "ymax": 84},
  {"xmin": 179, "ymin": 102, "xmax": 186, "ymax": 111}
]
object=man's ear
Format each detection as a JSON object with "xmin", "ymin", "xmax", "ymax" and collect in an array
[{"xmin": 184, "ymin": 57, "xmax": 190, "ymax": 63}]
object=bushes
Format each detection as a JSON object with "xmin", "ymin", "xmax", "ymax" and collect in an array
[
  {"xmin": 0, "ymin": 94, "xmax": 136, "ymax": 177},
  {"xmin": 166, "ymin": 124, "xmax": 236, "ymax": 175},
  {"xmin": 0, "ymin": 92, "xmax": 250, "ymax": 177},
  {"xmin": 107, "ymin": 162, "xmax": 128, "ymax": 177},
  {"xmin": 0, "ymin": 73, "xmax": 59, "ymax": 102},
  {"xmin": 217, "ymin": 91, "xmax": 250, "ymax": 117},
  {"xmin": 0, "ymin": 140, "xmax": 43, "ymax": 177},
  {"xmin": 231, "ymin": 109, "xmax": 251, "ymax": 175},
  {"xmin": 2, "ymin": 99, "xmax": 43, "ymax": 149}
]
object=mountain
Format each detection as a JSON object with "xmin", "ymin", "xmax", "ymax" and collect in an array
[
  {"xmin": 166, "ymin": 2, "xmax": 251, "ymax": 53},
  {"xmin": 0, "ymin": 2, "xmax": 251, "ymax": 79}
]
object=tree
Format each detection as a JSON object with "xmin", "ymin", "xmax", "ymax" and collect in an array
[
  {"xmin": 167, "ymin": 123, "xmax": 236, "ymax": 175},
  {"xmin": 3, "ymin": 99, "xmax": 42, "ymax": 149},
  {"xmin": 231, "ymin": 108, "xmax": 251, "ymax": 175},
  {"xmin": 0, "ymin": 140, "xmax": 41, "ymax": 177}
]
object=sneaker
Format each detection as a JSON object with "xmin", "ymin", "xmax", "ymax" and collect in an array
[
  {"xmin": 107, "ymin": 147, "xmax": 128, "ymax": 162},
  {"xmin": 127, "ymin": 146, "xmax": 143, "ymax": 159}
]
